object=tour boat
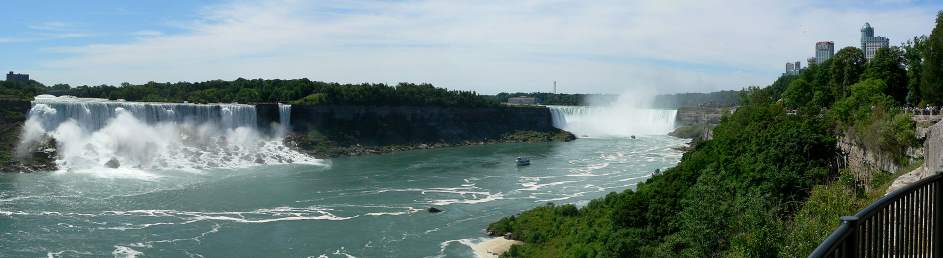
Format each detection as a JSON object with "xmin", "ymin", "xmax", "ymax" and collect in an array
[{"xmin": 516, "ymin": 157, "xmax": 530, "ymax": 166}]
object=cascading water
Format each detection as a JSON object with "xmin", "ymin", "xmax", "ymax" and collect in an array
[
  {"xmin": 278, "ymin": 103, "xmax": 292, "ymax": 135},
  {"xmin": 18, "ymin": 95, "xmax": 321, "ymax": 172},
  {"xmin": 547, "ymin": 105, "xmax": 677, "ymax": 138}
]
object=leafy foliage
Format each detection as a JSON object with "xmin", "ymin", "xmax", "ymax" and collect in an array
[
  {"xmin": 830, "ymin": 47, "xmax": 866, "ymax": 99},
  {"xmin": 490, "ymin": 95, "xmax": 839, "ymax": 257},
  {"xmin": 924, "ymin": 11, "xmax": 943, "ymax": 105},
  {"xmin": 1, "ymin": 79, "xmax": 498, "ymax": 107},
  {"xmin": 863, "ymin": 47, "xmax": 908, "ymax": 104},
  {"xmin": 902, "ymin": 36, "xmax": 929, "ymax": 105},
  {"xmin": 492, "ymin": 92, "xmax": 608, "ymax": 106},
  {"xmin": 490, "ymin": 12, "xmax": 943, "ymax": 257},
  {"xmin": 652, "ymin": 90, "xmax": 742, "ymax": 108}
]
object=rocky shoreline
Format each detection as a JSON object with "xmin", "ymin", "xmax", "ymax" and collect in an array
[{"xmin": 286, "ymin": 129, "xmax": 576, "ymax": 159}]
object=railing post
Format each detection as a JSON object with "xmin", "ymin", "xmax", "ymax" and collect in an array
[
  {"xmin": 841, "ymin": 216, "xmax": 859, "ymax": 258},
  {"xmin": 935, "ymin": 180, "xmax": 942, "ymax": 257}
]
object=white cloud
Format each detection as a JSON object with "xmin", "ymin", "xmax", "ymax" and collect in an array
[
  {"xmin": 28, "ymin": 21, "xmax": 72, "ymax": 31},
  {"xmin": 32, "ymin": 0, "xmax": 940, "ymax": 94},
  {"xmin": 131, "ymin": 30, "xmax": 164, "ymax": 37}
]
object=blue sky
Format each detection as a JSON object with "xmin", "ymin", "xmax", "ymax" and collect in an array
[{"xmin": 2, "ymin": 0, "xmax": 941, "ymax": 94}]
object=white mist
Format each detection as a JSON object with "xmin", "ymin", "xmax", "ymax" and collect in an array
[
  {"xmin": 548, "ymin": 93, "xmax": 677, "ymax": 138},
  {"xmin": 17, "ymin": 96, "xmax": 321, "ymax": 173}
]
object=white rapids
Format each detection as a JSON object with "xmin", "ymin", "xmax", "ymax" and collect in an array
[
  {"xmin": 17, "ymin": 95, "xmax": 321, "ymax": 172},
  {"xmin": 547, "ymin": 105, "xmax": 677, "ymax": 138}
]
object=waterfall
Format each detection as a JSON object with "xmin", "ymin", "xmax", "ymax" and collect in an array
[
  {"xmin": 18, "ymin": 95, "xmax": 319, "ymax": 172},
  {"xmin": 547, "ymin": 105, "xmax": 677, "ymax": 138},
  {"xmin": 278, "ymin": 103, "xmax": 292, "ymax": 130},
  {"xmin": 30, "ymin": 95, "xmax": 257, "ymax": 132}
]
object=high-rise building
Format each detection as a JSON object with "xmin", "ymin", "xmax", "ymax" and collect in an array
[
  {"xmin": 860, "ymin": 23, "xmax": 890, "ymax": 60},
  {"xmin": 6, "ymin": 71, "xmax": 28, "ymax": 82},
  {"xmin": 807, "ymin": 57, "xmax": 817, "ymax": 67},
  {"xmin": 815, "ymin": 41, "xmax": 834, "ymax": 64},
  {"xmin": 785, "ymin": 61, "xmax": 801, "ymax": 75}
]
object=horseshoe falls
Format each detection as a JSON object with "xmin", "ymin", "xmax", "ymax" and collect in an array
[{"xmin": 547, "ymin": 105, "xmax": 678, "ymax": 138}]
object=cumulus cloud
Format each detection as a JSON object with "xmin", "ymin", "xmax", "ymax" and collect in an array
[{"xmin": 32, "ymin": 0, "xmax": 940, "ymax": 94}]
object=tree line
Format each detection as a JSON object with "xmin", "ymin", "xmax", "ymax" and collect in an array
[
  {"xmin": 492, "ymin": 91, "xmax": 741, "ymax": 108},
  {"xmin": 0, "ymin": 79, "xmax": 498, "ymax": 107},
  {"xmin": 487, "ymin": 11, "xmax": 943, "ymax": 258},
  {"xmin": 491, "ymin": 92, "xmax": 616, "ymax": 106}
]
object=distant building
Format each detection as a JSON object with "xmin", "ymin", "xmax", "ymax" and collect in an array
[
  {"xmin": 815, "ymin": 41, "xmax": 835, "ymax": 64},
  {"xmin": 785, "ymin": 61, "xmax": 801, "ymax": 75},
  {"xmin": 860, "ymin": 22, "xmax": 890, "ymax": 60},
  {"xmin": 807, "ymin": 57, "xmax": 817, "ymax": 67},
  {"xmin": 507, "ymin": 96, "xmax": 537, "ymax": 105},
  {"xmin": 6, "ymin": 71, "xmax": 29, "ymax": 82}
]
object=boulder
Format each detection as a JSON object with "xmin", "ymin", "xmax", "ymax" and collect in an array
[
  {"xmin": 105, "ymin": 158, "xmax": 120, "ymax": 168},
  {"xmin": 427, "ymin": 207, "xmax": 443, "ymax": 213}
]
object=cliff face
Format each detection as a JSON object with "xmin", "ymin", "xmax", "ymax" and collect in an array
[
  {"xmin": 289, "ymin": 105, "xmax": 559, "ymax": 146},
  {"xmin": 886, "ymin": 119, "xmax": 942, "ymax": 194},
  {"xmin": 0, "ymin": 99, "xmax": 55, "ymax": 172},
  {"xmin": 926, "ymin": 120, "xmax": 943, "ymax": 174},
  {"xmin": 669, "ymin": 107, "xmax": 728, "ymax": 143},
  {"xmin": 838, "ymin": 135, "xmax": 904, "ymax": 180},
  {"xmin": 255, "ymin": 103, "xmax": 281, "ymax": 134},
  {"xmin": 674, "ymin": 107, "xmax": 727, "ymax": 126}
]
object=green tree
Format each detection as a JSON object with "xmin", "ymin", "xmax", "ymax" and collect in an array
[
  {"xmin": 830, "ymin": 47, "xmax": 866, "ymax": 99},
  {"xmin": 924, "ymin": 11, "xmax": 943, "ymax": 105},
  {"xmin": 830, "ymin": 79, "xmax": 895, "ymax": 127},
  {"xmin": 235, "ymin": 88, "xmax": 260, "ymax": 103},
  {"xmin": 863, "ymin": 47, "xmax": 908, "ymax": 104},
  {"xmin": 903, "ymin": 36, "xmax": 929, "ymax": 106},
  {"xmin": 782, "ymin": 79, "xmax": 813, "ymax": 109}
]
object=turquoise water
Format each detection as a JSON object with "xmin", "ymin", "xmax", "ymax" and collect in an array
[{"xmin": 0, "ymin": 136, "xmax": 686, "ymax": 257}]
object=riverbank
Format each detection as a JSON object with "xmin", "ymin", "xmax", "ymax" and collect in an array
[
  {"xmin": 471, "ymin": 238, "xmax": 523, "ymax": 258},
  {"xmin": 286, "ymin": 129, "xmax": 576, "ymax": 158}
]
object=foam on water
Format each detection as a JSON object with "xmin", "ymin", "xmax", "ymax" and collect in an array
[
  {"xmin": 17, "ymin": 95, "xmax": 323, "ymax": 172},
  {"xmin": 547, "ymin": 94, "xmax": 678, "ymax": 138},
  {"xmin": 548, "ymin": 105, "xmax": 677, "ymax": 137}
]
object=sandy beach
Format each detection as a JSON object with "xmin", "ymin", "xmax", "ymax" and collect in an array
[{"xmin": 471, "ymin": 237, "xmax": 523, "ymax": 258}]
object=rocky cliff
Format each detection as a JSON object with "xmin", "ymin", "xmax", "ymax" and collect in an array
[
  {"xmin": 886, "ymin": 119, "xmax": 943, "ymax": 193},
  {"xmin": 669, "ymin": 107, "xmax": 728, "ymax": 143},
  {"xmin": 925, "ymin": 120, "xmax": 943, "ymax": 174},
  {"xmin": 838, "ymin": 135, "xmax": 906, "ymax": 182},
  {"xmin": 0, "ymin": 99, "xmax": 55, "ymax": 172},
  {"xmin": 287, "ymin": 105, "xmax": 573, "ymax": 157},
  {"xmin": 674, "ymin": 107, "xmax": 728, "ymax": 126}
]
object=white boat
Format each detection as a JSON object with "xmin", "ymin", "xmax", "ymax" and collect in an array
[{"xmin": 516, "ymin": 157, "xmax": 530, "ymax": 166}]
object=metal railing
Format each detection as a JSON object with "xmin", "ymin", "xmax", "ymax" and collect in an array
[{"xmin": 809, "ymin": 173, "xmax": 942, "ymax": 258}]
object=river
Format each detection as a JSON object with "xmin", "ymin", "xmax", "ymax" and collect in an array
[{"xmin": 0, "ymin": 136, "xmax": 685, "ymax": 257}]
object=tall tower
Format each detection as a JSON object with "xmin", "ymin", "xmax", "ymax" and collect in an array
[
  {"xmin": 860, "ymin": 22, "xmax": 890, "ymax": 60},
  {"xmin": 860, "ymin": 23, "xmax": 874, "ymax": 51},
  {"xmin": 553, "ymin": 81, "xmax": 557, "ymax": 94},
  {"xmin": 815, "ymin": 41, "xmax": 835, "ymax": 64}
]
